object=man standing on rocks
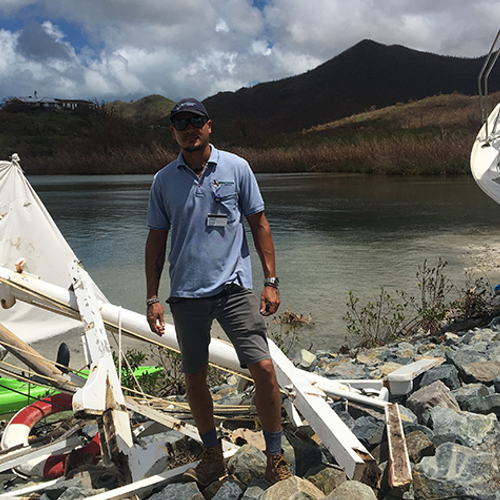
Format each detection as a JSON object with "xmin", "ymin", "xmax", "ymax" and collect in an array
[{"xmin": 145, "ymin": 98, "xmax": 291, "ymax": 486}]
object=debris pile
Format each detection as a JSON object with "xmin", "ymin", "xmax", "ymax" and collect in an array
[{"xmin": 2, "ymin": 320, "xmax": 500, "ymax": 499}]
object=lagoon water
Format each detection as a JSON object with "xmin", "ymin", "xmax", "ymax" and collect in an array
[{"xmin": 28, "ymin": 173, "xmax": 500, "ymax": 354}]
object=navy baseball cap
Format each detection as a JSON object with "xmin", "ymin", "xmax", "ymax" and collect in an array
[{"xmin": 170, "ymin": 98, "xmax": 209, "ymax": 121}]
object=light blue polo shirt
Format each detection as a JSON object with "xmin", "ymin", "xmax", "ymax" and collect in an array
[{"xmin": 147, "ymin": 145, "xmax": 265, "ymax": 298}]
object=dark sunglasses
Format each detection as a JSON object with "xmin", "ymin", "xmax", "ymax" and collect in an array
[{"xmin": 172, "ymin": 116, "xmax": 207, "ymax": 131}]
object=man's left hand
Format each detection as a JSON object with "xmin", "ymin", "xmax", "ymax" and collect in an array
[{"xmin": 260, "ymin": 286, "xmax": 280, "ymax": 316}]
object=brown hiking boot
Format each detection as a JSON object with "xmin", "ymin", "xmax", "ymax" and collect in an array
[
  {"xmin": 183, "ymin": 442, "xmax": 227, "ymax": 486},
  {"xmin": 265, "ymin": 450, "xmax": 292, "ymax": 484}
]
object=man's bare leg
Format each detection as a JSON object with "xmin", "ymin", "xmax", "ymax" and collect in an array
[
  {"xmin": 185, "ymin": 366, "xmax": 215, "ymax": 434},
  {"xmin": 183, "ymin": 366, "xmax": 227, "ymax": 485},
  {"xmin": 248, "ymin": 358, "xmax": 292, "ymax": 483},
  {"xmin": 247, "ymin": 359, "xmax": 282, "ymax": 432}
]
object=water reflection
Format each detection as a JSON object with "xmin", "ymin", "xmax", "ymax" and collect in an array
[{"xmin": 29, "ymin": 173, "xmax": 500, "ymax": 352}]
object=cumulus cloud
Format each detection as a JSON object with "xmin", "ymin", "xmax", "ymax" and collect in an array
[{"xmin": 0, "ymin": 0, "xmax": 499, "ymax": 103}]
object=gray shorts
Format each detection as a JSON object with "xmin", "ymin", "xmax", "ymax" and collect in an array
[{"xmin": 167, "ymin": 284, "xmax": 270, "ymax": 374}]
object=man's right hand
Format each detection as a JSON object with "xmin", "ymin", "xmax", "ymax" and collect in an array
[{"xmin": 147, "ymin": 302, "xmax": 166, "ymax": 336}]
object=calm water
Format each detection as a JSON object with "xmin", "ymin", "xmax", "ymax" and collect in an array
[{"xmin": 28, "ymin": 173, "xmax": 500, "ymax": 352}]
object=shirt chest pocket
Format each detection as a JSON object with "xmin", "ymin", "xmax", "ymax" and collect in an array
[{"xmin": 216, "ymin": 191, "xmax": 239, "ymax": 221}]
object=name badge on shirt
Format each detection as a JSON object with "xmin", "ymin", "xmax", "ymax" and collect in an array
[{"xmin": 207, "ymin": 213, "xmax": 228, "ymax": 227}]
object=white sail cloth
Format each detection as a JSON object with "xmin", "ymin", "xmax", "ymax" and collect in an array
[{"xmin": 0, "ymin": 155, "xmax": 107, "ymax": 343}]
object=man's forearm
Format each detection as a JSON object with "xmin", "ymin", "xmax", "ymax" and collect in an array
[
  {"xmin": 145, "ymin": 229, "xmax": 168, "ymax": 298},
  {"xmin": 247, "ymin": 212, "xmax": 277, "ymax": 278},
  {"xmin": 247, "ymin": 211, "xmax": 280, "ymax": 315}
]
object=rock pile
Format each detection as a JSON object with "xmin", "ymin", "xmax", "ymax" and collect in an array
[
  {"xmin": 3, "ymin": 323, "xmax": 500, "ymax": 499},
  {"xmin": 313, "ymin": 323, "xmax": 500, "ymax": 499}
]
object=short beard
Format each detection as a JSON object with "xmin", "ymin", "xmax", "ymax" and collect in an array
[
  {"xmin": 182, "ymin": 145, "xmax": 203, "ymax": 153},
  {"xmin": 182, "ymin": 136, "xmax": 209, "ymax": 154}
]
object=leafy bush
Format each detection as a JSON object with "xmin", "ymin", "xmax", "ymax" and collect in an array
[
  {"xmin": 343, "ymin": 259, "xmax": 500, "ymax": 349},
  {"xmin": 113, "ymin": 348, "xmax": 164, "ymax": 396},
  {"xmin": 344, "ymin": 288, "xmax": 409, "ymax": 348}
]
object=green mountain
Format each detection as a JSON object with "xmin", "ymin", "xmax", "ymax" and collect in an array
[
  {"xmin": 203, "ymin": 39, "xmax": 500, "ymax": 134},
  {"xmin": 105, "ymin": 94, "xmax": 175, "ymax": 124}
]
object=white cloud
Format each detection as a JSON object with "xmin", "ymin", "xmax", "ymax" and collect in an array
[
  {"xmin": 0, "ymin": 29, "xmax": 19, "ymax": 74},
  {"xmin": 216, "ymin": 20, "xmax": 230, "ymax": 33},
  {"xmin": 0, "ymin": 0, "xmax": 499, "ymax": 102},
  {"xmin": 252, "ymin": 39, "xmax": 271, "ymax": 56}
]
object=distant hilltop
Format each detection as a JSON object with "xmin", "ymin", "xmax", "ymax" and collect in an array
[
  {"xmin": 94, "ymin": 39, "xmax": 500, "ymax": 135},
  {"xmin": 203, "ymin": 39, "xmax": 500, "ymax": 133}
]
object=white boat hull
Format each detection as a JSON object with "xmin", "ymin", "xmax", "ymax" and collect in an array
[{"xmin": 471, "ymin": 102, "xmax": 500, "ymax": 206}]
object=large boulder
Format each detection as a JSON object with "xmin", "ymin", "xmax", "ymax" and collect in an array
[
  {"xmin": 461, "ymin": 360, "xmax": 500, "ymax": 384},
  {"xmin": 452, "ymin": 383, "xmax": 490, "ymax": 410},
  {"xmin": 445, "ymin": 347, "xmax": 488, "ymax": 370},
  {"xmin": 461, "ymin": 393, "xmax": 500, "ymax": 418},
  {"xmin": 322, "ymin": 480, "xmax": 377, "ymax": 500},
  {"xmin": 240, "ymin": 479, "xmax": 269, "ymax": 500},
  {"xmin": 148, "ymin": 482, "xmax": 204, "ymax": 500},
  {"xmin": 304, "ymin": 465, "xmax": 346, "ymax": 496},
  {"xmin": 406, "ymin": 380, "xmax": 460, "ymax": 422},
  {"xmin": 293, "ymin": 349, "xmax": 317, "ymax": 371},
  {"xmin": 405, "ymin": 431, "xmax": 436, "ymax": 464},
  {"xmin": 352, "ymin": 416, "xmax": 385, "ymax": 450},
  {"xmin": 210, "ymin": 480, "xmax": 243, "ymax": 500},
  {"xmin": 419, "ymin": 363, "xmax": 461, "ymax": 390},
  {"xmin": 413, "ymin": 442, "xmax": 500, "ymax": 499},
  {"xmin": 227, "ymin": 444, "xmax": 267, "ymax": 486},
  {"xmin": 259, "ymin": 476, "xmax": 324, "ymax": 500},
  {"xmin": 427, "ymin": 406, "xmax": 497, "ymax": 448}
]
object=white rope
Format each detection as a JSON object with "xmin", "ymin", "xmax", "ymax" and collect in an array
[{"xmin": 118, "ymin": 306, "xmax": 122, "ymax": 383}]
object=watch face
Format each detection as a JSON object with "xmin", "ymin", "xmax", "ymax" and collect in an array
[{"xmin": 265, "ymin": 277, "xmax": 279, "ymax": 287}]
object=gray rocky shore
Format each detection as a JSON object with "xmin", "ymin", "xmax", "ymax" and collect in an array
[{"xmin": 3, "ymin": 320, "xmax": 500, "ymax": 500}]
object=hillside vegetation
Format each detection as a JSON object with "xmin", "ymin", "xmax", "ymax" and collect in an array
[
  {"xmin": 0, "ymin": 94, "xmax": 178, "ymax": 174},
  {"xmin": 0, "ymin": 91, "xmax": 492, "ymax": 175},
  {"xmin": 1, "ymin": 39, "xmax": 498, "ymax": 175},
  {"xmin": 230, "ymin": 92, "xmax": 488, "ymax": 175}
]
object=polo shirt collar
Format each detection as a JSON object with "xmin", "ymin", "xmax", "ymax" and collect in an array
[{"xmin": 176, "ymin": 144, "xmax": 219, "ymax": 170}]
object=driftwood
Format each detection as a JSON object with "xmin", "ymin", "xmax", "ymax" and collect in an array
[
  {"xmin": 0, "ymin": 322, "xmax": 81, "ymax": 393},
  {"xmin": 385, "ymin": 403, "xmax": 412, "ymax": 490}
]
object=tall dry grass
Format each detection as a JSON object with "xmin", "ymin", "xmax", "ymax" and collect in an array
[
  {"xmin": 23, "ymin": 142, "xmax": 177, "ymax": 175},
  {"xmin": 22, "ymin": 131, "xmax": 474, "ymax": 176},
  {"xmin": 309, "ymin": 92, "xmax": 488, "ymax": 132},
  {"xmin": 233, "ymin": 131, "xmax": 474, "ymax": 175}
]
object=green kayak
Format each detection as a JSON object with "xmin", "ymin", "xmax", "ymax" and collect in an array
[{"xmin": 0, "ymin": 365, "xmax": 163, "ymax": 415}]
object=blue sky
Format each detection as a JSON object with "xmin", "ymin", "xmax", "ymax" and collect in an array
[{"xmin": 0, "ymin": 0, "xmax": 499, "ymax": 103}]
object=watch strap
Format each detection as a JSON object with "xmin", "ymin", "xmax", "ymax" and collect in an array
[{"xmin": 264, "ymin": 277, "xmax": 280, "ymax": 288}]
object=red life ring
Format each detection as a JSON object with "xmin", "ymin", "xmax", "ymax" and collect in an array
[{"xmin": 1, "ymin": 393, "xmax": 101, "ymax": 478}]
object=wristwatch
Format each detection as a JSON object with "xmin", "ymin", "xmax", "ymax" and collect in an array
[{"xmin": 264, "ymin": 277, "xmax": 280, "ymax": 288}]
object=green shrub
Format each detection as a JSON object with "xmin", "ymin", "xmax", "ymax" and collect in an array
[{"xmin": 343, "ymin": 259, "xmax": 500, "ymax": 349}]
